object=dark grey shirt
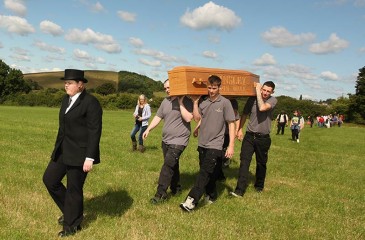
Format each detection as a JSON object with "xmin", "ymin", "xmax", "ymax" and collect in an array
[
  {"xmin": 156, "ymin": 97, "xmax": 193, "ymax": 146},
  {"xmin": 244, "ymin": 96, "xmax": 277, "ymax": 135},
  {"xmin": 198, "ymin": 95, "xmax": 235, "ymax": 150}
]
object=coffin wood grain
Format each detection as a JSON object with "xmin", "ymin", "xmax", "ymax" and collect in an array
[{"xmin": 168, "ymin": 66, "xmax": 259, "ymax": 96}]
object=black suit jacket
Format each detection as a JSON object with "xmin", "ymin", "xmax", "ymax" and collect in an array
[{"xmin": 51, "ymin": 90, "xmax": 103, "ymax": 166}]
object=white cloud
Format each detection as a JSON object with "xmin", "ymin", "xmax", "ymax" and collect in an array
[
  {"xmin": 33, "ymin": 40, "xmax": 65, "ymax": 54},
  {"xmin": 91, "ymin": 2, "xmax": 105, "ymax": 12},
  {"xmin": 286, "ymin": 64, "xmax": 317, "ymax": 81},
  {"xmin": 73, "ymin": 49, "xmax": 106, "ymax": 65},
  {"xmin": 253, "ymin": 53, "xmax": 276, "ymax": 66},
  {"xmin": 44, "ymin": 55, "xmax": 65, "ymax": 62},
  {"xmin": 180, "ymin": 1, "xmax": 241, "ymax": 31},
  {"xmin": 10, "ymin": 47, "xmax": 30, "ymax": 61},
  {"xmin": 65, "ymin": 28, "xmax": 121, "ymax": 53},
  {"xmin": 262, "ymin": 26, "xmax": 316, "ymax": 47},
  {"xmin": 40, "ymin": 20, "xmax": 64, "ymax": 36},
  {"xmin": 73, "ymin": 49, "xmax": 92, "ymax": 60},
  {"xmin": 309, "ymin": 33, "xmax": 349, "ymax": 54},
  {"xmin": 95, "ymin": 57, "xmax": 106, "ymax": 64},
  {"xmin": 0, "ymin": 15, "xmax": 35, "ymax": 35},
  {"xmin": 320, "ymin": 71, "xmax": 339, "ymax": 81},
  {"xmin": 359, "ymin": 47, "xmax": 365, "ymax": 53},
  {"xmin": 202, "ymin": 50, "xmax": 217, "ymax": 59},
  {"xmin": 139, "ymin": 58, "xmax": 161, "ymax": 67},
  {"xmin": 4, "ymin": 0, "xmax": 26, "ymax": 17},
  {"xmin": 129, "ymin": 37, "xmax": 144, "ymax": 48},
  {"xmin": 94, "ymin": 43, "xmax": 121, "ymax": 53},
  {"xmin": 117, "ymin": 10, "xmax": 136, "ymax": 22},
  {"xmin": 134, "ymin": 48, "xmax": 187, "ymax": 64}
]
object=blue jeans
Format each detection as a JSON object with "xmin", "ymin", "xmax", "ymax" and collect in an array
[{"xmin": 130, "ymin": 124, "xmax": 147, "ymax": 145}]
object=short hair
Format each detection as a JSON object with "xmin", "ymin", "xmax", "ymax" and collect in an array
[
  {"xmin": 164, "ymin": 79, "xmax": 169, "ymax": 84},
  {"xmin": 263, "ymin": 81, "xmax": 275, "ymax": 91},
  {"xmin": 208, "ymin": 75, "xmax": 221, "ymax": 87}
]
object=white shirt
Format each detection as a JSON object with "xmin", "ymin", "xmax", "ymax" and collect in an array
[{"xmin": 65, "ymin": 92, "xmax": 81, "ymax": 114}]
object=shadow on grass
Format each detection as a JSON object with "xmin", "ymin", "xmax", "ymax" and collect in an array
[
  {"xmin": 83, "ymin": 188, "xmax": 133, "ymax": 227},
  {"xmin": 178, "ymin": 162, "xmax": 255, "ymax": 205}
]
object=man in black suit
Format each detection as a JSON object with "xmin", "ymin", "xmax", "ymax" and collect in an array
[{"xmin": 43, "ymin": 69, "xmax": 102, "ymax": 237}]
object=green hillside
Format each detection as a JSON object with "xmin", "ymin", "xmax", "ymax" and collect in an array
[{"xmin": 23, "ymin": 70, "xmax": 119, "ymax": 90}]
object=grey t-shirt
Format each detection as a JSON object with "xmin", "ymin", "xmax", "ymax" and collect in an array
[
  {"xmin": 156, "ymin": 97, "xmax": 193, "ymax": 146},
  {"xmin": 198, "ymin": 95, "xmax": 235, "ymax": 150},
  {"xmin": 244, "ymin": 96, "xmax": 277, "ymax": 135}
]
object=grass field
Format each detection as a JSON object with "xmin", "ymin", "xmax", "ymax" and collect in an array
[{"xmin": 0, "ymin": 106, "xmax": 364, "ymax": 240}]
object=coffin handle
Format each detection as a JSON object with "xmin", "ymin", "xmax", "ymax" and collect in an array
[{"xmin": 192, "ymin": 78, "xmax": 207, "ymax": 85}]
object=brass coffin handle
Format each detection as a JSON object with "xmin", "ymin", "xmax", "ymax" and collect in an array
[{"xmin": 192, "ymin": 78, "xmax": 207, "ymax": 85}]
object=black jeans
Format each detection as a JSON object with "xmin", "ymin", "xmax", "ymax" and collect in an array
[
  {"xmin": 188, "ymin": 147, "xmax": 221, "ymax": 205},
  {"xmin": 234, "ymin": 133, "xmax": 271, "ymax": 195},
  {"xmin": 156, "ymin": 142, "xmax": 185, "ymax": 196},
  {"xmin": 291, "ymin": 129, "xmax": 299, "ymax": 140},
  {"xmin": 277, "ymin": 122, "xmax": 286, "ymax": 134}
]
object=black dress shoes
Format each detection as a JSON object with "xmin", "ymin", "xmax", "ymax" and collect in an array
[{"xmin": 58, "ymin": 225, "xmax": 82, "ymax": 238}]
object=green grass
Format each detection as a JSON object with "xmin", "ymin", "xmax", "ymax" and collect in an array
[{"xmin": 0, "ymin": 106, "xmax": 364, "ymax": 239}]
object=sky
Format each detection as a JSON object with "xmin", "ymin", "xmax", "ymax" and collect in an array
[{"xmin": 0, "ymin": 0, "xmax": 364, "ymax": 101}]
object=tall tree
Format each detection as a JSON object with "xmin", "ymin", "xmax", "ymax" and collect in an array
[
  {"xmin": 348, "ymin": 66, "xmax": 365, "ymax": 124},
  {"xmin": 0, "ymin": 60, "xmax": 31, "ymax": 100}
]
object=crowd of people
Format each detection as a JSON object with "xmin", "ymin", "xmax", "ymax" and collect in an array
[
  {"xmin": 274, "ymin": 111, "xmax": 344, "ymax": 144},
  {"xmin": 316, "ymin": 113, "xmax": 344, "ymax": 128}
]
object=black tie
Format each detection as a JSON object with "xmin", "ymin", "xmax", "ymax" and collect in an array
[{"xmin": 68, "ymin": 97, "xmax": 72, "ymax": 107}]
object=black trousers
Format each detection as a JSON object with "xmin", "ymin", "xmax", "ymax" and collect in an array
[
  {"xmin": 234, "ymin": 133, "xmax": 271, "ymax": 195},
  {"xmin": 43, "ymin": 156, "xmax": 87, "ymax": 230},
  {"xmin": 291, "ymin": 129, "xmax": 299, "ymax": 140},
  {"xmin": 188, "ymin": 147, "xmax": 221, "ymax": 205},
  {"xmin": 156, "ymin": 142, "xmax": 185, "ymax": 196},
  {"xmin": 277, "ymin": 122, "xmax": 286, "ymax": 134}
]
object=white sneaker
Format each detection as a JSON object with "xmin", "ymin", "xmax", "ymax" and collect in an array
[
  {"xmin": 229, "ymin": 191, "xmax": 243, "ymax": 198},
  {"xmin": 204, "ymin": 195, "xmax": 215, "ymax": 205},
  {"xmin": 297, "ymin": 139, "xmax": 300, "ymax": 143},
  {"xmin": 180, "ymin": 196, "xmax": 195, "ymax": 212}
]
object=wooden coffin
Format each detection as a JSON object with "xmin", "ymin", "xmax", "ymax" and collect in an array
[{"xmin": 167, "ymin": 66, "xmax": 259, "ymax": 96}]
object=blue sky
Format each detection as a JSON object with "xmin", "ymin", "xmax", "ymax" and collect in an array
[{"xmin": 0, "ymin": 0, "xmax": 364, "ymax": 101}]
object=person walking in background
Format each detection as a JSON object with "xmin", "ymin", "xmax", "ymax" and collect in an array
[
  {"xmin": 290, "ymin": 110, "xmax": 304, "ymax": 143},
  {"xmin": 143, "ymin": 80, "xmax": 194, "ymax": 204},
  {"xmin": 276, "ymin": 110, "xmax": 288, "ymax": 135},
  {"xmin": 180, "ymin": 75, "xmax": 235, "ymax": 212},
  {"xmin": 230, "ymin": 81, "xmax": 277, "ymax": 198},
  {"xmin": 307, "ymin": 115, "xmax": 314, "ymax": 128},
  {"xmin": 43, "ymin": 69, "xmax": 103, "ymax": 237},
  {"xmin": 130, "ymin": 94, "xmax": 151, "ymax": 152}
]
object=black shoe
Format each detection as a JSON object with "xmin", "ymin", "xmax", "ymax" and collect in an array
[
  {"xmin": 171, "ymin": 185, "xmax": 182, "ymax": 196},
  {"xmin": 150, "ymin": 194, "xmax": 167, "ymax": 204},
  {"xmin": 255, "ymin": 187, "xmax": 263, "ymax": 193},
  {"xmin": 58, "ymin": 215, "xmax": 64, "ymax": 225},
  {"xmin": 58, "ymin": 225, "xmax": 81, "ymax": 237}
]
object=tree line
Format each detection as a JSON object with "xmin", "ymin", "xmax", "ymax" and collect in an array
[{"xmin": 0, "ymin": 59, "xmax": 364, "ymax": 124}]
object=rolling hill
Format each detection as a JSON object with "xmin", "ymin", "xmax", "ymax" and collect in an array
[{"xmin": 23, "ymin": 70, "xmax": 119, "ymax": 89}]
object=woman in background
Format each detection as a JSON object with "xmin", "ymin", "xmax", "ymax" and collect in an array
[{"xmin": 130, "ymin": 94, "xmax": 151, "ymax": 152}]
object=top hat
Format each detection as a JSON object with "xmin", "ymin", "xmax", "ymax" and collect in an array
[{"xmin": 60, "ymin": 69, "xmax": 88, "ymax": 83}]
